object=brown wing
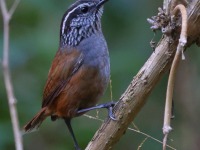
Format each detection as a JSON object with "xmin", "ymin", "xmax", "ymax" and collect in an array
[{"xmin": 42, "ymin": 48, "xmax": 83, "ymax": 107}]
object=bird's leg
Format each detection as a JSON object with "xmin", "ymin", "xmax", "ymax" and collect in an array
[
  {"xmin": 77, "ymin": 101, "xmax": 117, "ymax": 120},
  {"xmin": 64, "ymin": 118, "xmax": 81, "ymax": 150}
]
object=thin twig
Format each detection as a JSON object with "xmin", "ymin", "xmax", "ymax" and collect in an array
[
  {"xmin": 163, "ymin": 4, "xmax": 187, "ymax": 150},
  {"xmin": 128, "ymin": 128, "xmax": 176, "ymax": 150},
  {"xmin": 9, "ymin": 0, "xmax": 20, "ymax": 17},
  {"xmin": 109, "ymin": 77, "xmax": 113, "ymax": 101},
  {"xmin": 137, "ymin": 137, "xmax": 148, "ymax": 150},
  {"xmin": 84, "ymin": 115, "xmax": 176, "ymax": 150},
  {"xmin": 0, "ymin": 0, "xmax": 23, "ymax": 150}
]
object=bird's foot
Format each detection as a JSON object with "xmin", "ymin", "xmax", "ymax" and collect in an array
[{"xmin": 77, "ymin": 101, "xmax": 117, "ymax": 121}]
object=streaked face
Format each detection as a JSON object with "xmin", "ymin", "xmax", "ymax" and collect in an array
[{"xmin": 60, "ymin": 0, "xmax": 106, "ymax": 46}]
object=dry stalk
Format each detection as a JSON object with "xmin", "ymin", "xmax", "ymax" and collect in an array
[
  {"xmin": 0, "ymin": 0, "xmax": 23, "ymax": 150},
  {"xmin": 163, "ymin": 4, "xmax": 188, "ymax": 150}
]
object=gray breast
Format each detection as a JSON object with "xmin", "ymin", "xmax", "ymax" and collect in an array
[{"xmin": 77, "ymin": 32, "xmax": 110, "ymax": 85}]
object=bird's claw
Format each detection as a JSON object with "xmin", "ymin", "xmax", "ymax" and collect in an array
[
  {"xmin": 105, "ymin": 102, "xmax": 117, "ymax": 121},
  {"xmin": 77, "ymin": 101, "xmax": 117, "ymax": 121},
  {"xmin": 108, "ymin": 106, "xmax": 117, "ymax": 121}
]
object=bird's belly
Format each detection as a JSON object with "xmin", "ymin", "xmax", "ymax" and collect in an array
[{"xmin": 52, "ymin": 65, "xmax": 109, "ymax": 118}]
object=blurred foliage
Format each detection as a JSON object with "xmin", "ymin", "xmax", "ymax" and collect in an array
[{"xmin": 1, "ymin": 0, "xmax": 200, "ymax": 150}]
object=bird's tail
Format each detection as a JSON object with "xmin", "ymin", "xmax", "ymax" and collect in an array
[{"xmin": 24, "ymin": 107, "xmax": 48, "ymax": 132}]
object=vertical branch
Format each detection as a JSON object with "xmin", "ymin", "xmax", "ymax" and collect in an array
[
  {"xmin": 163, "ymin": 4, "xmax": 188, "ymax": 150},
  {"xmin": 0, "ymin": 0, "xmax": 23, "ymax": 150}
]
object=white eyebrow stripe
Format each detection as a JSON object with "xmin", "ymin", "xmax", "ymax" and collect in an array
[
  {"xmin": 61, "ymin": 3, "xmax": 91, "ymax": 34},
  {"xmin": 62, "ymin": 7, "xmax": 78, "ymax": 34}
]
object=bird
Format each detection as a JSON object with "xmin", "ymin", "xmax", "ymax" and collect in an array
[{"xmin": 24, "ymin": 0, "xmax": 115, "ymax": 149}]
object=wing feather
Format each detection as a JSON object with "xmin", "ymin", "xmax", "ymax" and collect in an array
[{"xmin": 42, "ymin": 49, "xmax": 83, "ymax": 107}]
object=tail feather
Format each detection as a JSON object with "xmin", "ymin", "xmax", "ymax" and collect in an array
[{"xmin": 24, "ymin": 107, "xmax": 47, "ymax": 132}]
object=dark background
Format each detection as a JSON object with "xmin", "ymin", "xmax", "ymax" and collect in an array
[{"xmin": 1, "ymin": 0, "xmax": 200, "ymax": 149}]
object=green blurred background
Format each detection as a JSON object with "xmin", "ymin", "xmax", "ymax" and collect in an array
[{"xmin": 1, "ymin": 0, "xmax": 200, "ymax": 150}]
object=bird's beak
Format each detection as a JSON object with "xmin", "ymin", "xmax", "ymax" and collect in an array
[{"xmin": 96, "ymin": 0, "xmax": 109, "ymax": 9}]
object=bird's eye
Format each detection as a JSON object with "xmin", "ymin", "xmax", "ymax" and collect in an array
[{"xmin": 81, "ymin": 6, "xmax": 89, "ymax": 13}]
